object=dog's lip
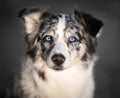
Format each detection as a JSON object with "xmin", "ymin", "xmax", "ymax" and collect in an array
[{"xmin": 52, "ymin": 66, "xmax": 64, "ymax": 71}]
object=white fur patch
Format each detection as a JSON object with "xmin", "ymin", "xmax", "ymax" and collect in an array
[
  {"xmin": 56, "ymin": 14, "xmax": 66, "ymax": 38},
  {"xmin": 24, "ymin": 12, "xmax": 41, "ymax": 34},
  {"xmin": 21, "ymin": 55, "xmax": 97, "ymax": 98}
]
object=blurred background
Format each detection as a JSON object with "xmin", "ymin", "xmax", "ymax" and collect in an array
[{"xmin": 0, "ymin": 0, "xmax": 120, "ymax": 98}]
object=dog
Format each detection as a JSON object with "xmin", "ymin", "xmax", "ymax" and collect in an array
[{"xmin": 3, "ymin": 8, "xmax": 103, "ymax": 98}]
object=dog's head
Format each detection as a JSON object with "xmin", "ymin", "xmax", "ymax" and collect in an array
[{"xmin": 18, "ymin": 8, "xmax": 103, "ymax": 70}]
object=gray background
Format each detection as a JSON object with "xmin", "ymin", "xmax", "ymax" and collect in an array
[{"xmin": 0, "ymin": 0, "xmax": 120, "ymax": 98}]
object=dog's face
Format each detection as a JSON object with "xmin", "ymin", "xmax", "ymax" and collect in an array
[
  {"xmin": 18, "ymin": 8, "xmax": 103, "ymax": 70},
  {"xmin": 40, "ymin": 14, "xmax": 84, "ymax": 70}
]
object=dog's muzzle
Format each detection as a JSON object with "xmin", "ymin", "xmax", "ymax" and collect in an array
[{"xmin": 52, "ymin": 54, "xmax": 65, "ymax": 67}]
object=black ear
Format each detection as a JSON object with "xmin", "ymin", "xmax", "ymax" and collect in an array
[
  {"xmin": 74, "ymin": 9, "xmax": 103, "ymax": 37},
  {"xmin": 17, "ymin": 8, "xmax": 27, "ymax": 17}
]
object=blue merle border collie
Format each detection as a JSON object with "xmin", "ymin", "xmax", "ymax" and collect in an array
[{"xmin": 3, "ymin": 8, "xmax": 103, "ymax": 98}]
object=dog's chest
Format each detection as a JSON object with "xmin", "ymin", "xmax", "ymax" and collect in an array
[{"xmin": 32, "ymin": 66, "xmax": 90, "ymax": 98}]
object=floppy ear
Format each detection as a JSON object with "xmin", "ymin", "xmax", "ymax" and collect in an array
[
  {"xmin": 18, "ymin": 8, "xmax": 50, "ymax": 48},
  {"xmin": 74, "ymin": 9, "xmax": 103, "ymax": 38},
  {"xmin": 18, "ymin": 8, "xmax": 49, "ymax": 34}
]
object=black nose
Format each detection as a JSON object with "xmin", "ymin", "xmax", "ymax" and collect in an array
[{"xmin": 52, "ymin": 54, "xmax": 65, "ymax": 66}]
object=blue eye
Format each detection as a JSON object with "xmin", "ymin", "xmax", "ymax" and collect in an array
[
  {"xmin": 44, "ymin": 35, "xmax": 52, "ymax": 42},
  {"xmin": 69, "ymin": 36, "xmax": 76, "ymax": 42}
]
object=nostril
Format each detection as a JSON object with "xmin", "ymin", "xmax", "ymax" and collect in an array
[{"xmin": 52, "ymin": 54, "xmax": 65, "ymax": 66}]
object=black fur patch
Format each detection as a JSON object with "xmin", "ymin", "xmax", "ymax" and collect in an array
[
  {"xmin": 82, "ymin": 13, "xmax": 103, "ymax": 37},
  {"xmin": 50, "ymin": 15, "xmax": 59, "ymax": 21},
  {"xmin": 46, "ymin": 44, "xmax": 55, "ymax": 57},
  {"xmin": 76, "ymin": 46, "xmax": 80, "ymax": 51},
  {"xmin": 81, "ymin": 53, "xmax": 87, "ymax": 61},
  {"xmin": 34, "ymin": 67, "xmax": 46, "ymax": 81},
  {"xmin": 83, "ymin": 34, "xmax": 95, "ymax": 55},
  {"xmin": 17, "ymin": 8, "xmax": 27, "ymax": 17},
  {"xmin": 41, "ymin": 11, "xmax": 51, "ymax": 20},
  {"xmin": 38, "ymin": 71, "xmax": 46, "ymax": 81},
  {"xmin": 27, "ymin": 46, "xmax": 38, "ymax": 60},
  {"xmin": 86, "ymin": 37, "xmax": 95, "ymax": 55},
  {"xmin": 41, "ymin": 42, "xmax": 46, "ymax": 53},
  {"xmin": 74, "ymin": 9, "xmax": 103, "ymax": 37},
  {"xmin": 58, "ymin": 14, "xmax": 62, "ymax": 18},
  {"xmin": 65, "ymin": 15, "xmax": 76, "ymax": 31},
  {"xmin": 75, "ymin": 32, "xmax": 82, "ymax": 42}
]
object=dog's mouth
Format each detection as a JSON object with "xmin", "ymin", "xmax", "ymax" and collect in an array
[{"xmin": 53, "ymin": 66, "xmax": 64, "ymax": 71}]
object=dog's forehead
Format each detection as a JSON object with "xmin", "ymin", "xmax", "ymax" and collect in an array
[
  {"xmin": 55, "ymin": 13, "xmax": 78, "ymax": 31},
  {"xmin": 55, "ymin": 14, "xmax": 66, "ymax": 35},
  {"xmin": 40, "ymin": 13, "xmax": 80, "ymax": 35},
  {"xmin": 50, "ymin": 13, "xmax": 70, "ymax": 30}
]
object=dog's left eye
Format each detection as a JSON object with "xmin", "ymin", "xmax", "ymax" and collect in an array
[
  {"xmin": 69, "ymin": 36, "xmax": 77, "ymax": 43},
  {"xmin": 43, "ymin": 35, "xmax": 53, "ymax": 42}
]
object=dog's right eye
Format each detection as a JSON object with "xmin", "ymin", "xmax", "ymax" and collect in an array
[
  {"xmin": 43, "ymin": 35, "xmax": 53, "ymax": 42},
  {"xmin": 68, "ymin": 36, "xmax": 77, "ymax": 43}
]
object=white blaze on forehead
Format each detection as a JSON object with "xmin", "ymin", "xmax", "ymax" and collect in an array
[{"xmin": 56, "ymin": 14, "xmax": 66, "ymax": 38}]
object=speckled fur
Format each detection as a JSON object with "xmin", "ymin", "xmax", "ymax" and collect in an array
[{"xmin": 3, "ymin": 8, "xmax": 103, "ymax": 98}]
